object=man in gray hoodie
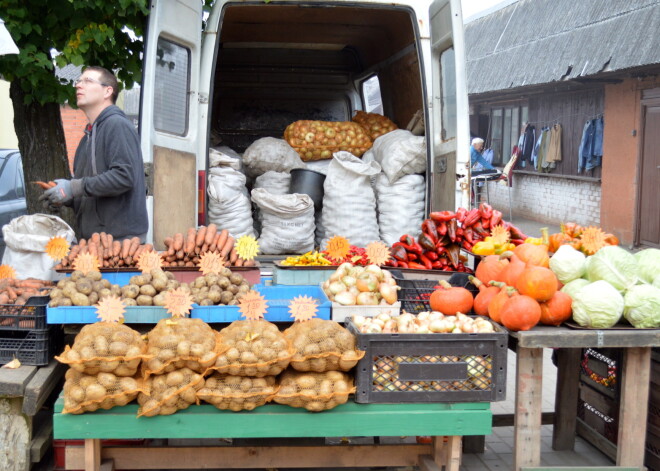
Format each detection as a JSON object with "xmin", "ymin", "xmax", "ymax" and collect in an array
[{"xmin": 41, "ymin": 66, "xmax": 148, "ymax": 241}]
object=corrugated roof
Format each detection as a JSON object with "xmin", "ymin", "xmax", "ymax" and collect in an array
[{"xmin": 465, "ymin": 0, "xmax": 660, "ymax": 95}]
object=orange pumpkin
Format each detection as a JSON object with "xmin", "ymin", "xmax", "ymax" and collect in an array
[
  {"xmin": 513, "ymin": 243, "xmax": 550, "ymax": 268},
  {"xmin": 501, "ymin": 254, "xmax": 526, "ymax": 287},
  {"xmin": 515, "ymin": 266, "xmax": 558, "ymax": 302},
  {"xmin": 470, "ymin": 276, "xmax": 501, "ymax": 317},
  {"xmin": 500, "ymin": 295, "xmax": 542, "ymax": 331},
  {"xmin": 548, "ymin": 232, "xmax": 573, "ymax": 253},
  {"xmin": 487, "ymin": 284, "xmax": 516, "ymax": 324},
  {"xmin": 475, "ymin": 255, "xmax": 509, "ymax": 285},
  {"xmin": 429, "ymin": 280, "xmax": 473, "ymax": 316},
  {"xmin": 539, "ymin": 291, "xmax": 573, "ymax": 326}
]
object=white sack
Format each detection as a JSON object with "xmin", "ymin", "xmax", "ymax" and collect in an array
[
  {"xmin": 252, "ymin": 171, "xmax": 292, "ymax": 236},
  {"xmin": 304, "ymin": 159, "xmax": 332, "ymax": 175},
  {"xmin": 242, "ymin": 137, "xmax": 305, "ymax": 178},
  {"xmin": 374, "ymin": 173, "xmax": 426, "ymax": 246},
  {"xmin": 371, "ymin": 129, "xmax": 426, "ymax": 184},
  {"xmin": 207, "ymin": 167, "xmax": 255, "ymax": 238},
  {"xmin": 209, "ymin": 146, "xmax": 244, "ymax": 173}
]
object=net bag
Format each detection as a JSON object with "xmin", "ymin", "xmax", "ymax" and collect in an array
[
  {"xmin": 211, "ymin": 320, "xmax": 294, "ymax": 377},
  {"xmin": 273, "ymin": 370, "xmax": 355, "ymax": 412},
  {"xmin": 56, "ymin": 322, "xmax": 148, "ymax": 377},
  {"xmin": 62, "ymin": 369, "xmax": 146, "ymax": 414},
  {"xmin": 137, "ymin": 367, "xmax": 205, "ymax": 417},
  {"xmin": 283, "ymin": 318, "xmax": 364, "ymax": 372},
  {"xmin": 284, "ymin": 120, "xmax": 373, "ymax": 160},
  {"xmin": 197, "ymin": 373, "xmax": 278, "ymax": 411},
  {"xmin": 352, "ymin": 111, "xmax": 398, "ymax": 140},
  {"xmin": 142, "ymin": 318, "xmax": 219, "ymax": 377}
]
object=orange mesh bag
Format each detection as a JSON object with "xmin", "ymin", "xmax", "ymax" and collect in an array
[
  {"xmin": 273, "ymin": 369, "xmax": 355, "ymax": 412},
  {"xmin": 352, "ymin": 111, "xmax": 398, "ymax": 140},
  {"xmin": 196, "ymin": 373, "xmax": 278, "ymax": 411},
  {"xmin": 137, "ymin": 367, "xmax": 205, "ymax": 417},
  {"xmin": 283, "ymin": 120, "xmax": 373, "ymax": 160},
  {"xmin": 142, "ymin": 318, "xmax": 219, "ymax": 377},
  {"xmin": 56, "ymin": 322, "xmax": 148, "ymax": 377},
  {"xmin": 211, "ymin": 320, "xmax": 294, "ymax": 377},
  {"xmin": 283, "ymin": 318, "xmax": 364, "ymax": 372},
  {"xmin": 62, "ymin": 369, "xmax": 147, "ymax": 414}
]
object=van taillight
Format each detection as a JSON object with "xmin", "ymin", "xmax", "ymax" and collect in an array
[{"xmin": 198, "ymin": 170, "xmax": 206, "ymax": 226}]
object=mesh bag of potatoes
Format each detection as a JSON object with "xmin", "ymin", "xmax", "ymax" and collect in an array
[
  {"xmin": 137, "ymin": 367, "xmax": 205, "ymax": 417},
  {"xmin": 142, "ymin": 318, "xmax": 219, "ymax": 377},
  {"xmin": 283, "ymin": 319, "xmax": 364, "ymax": 372},
  {"xmin": 283, "ymin": 120, "xmax": 373, "ymax": 161},
  {"xmin": 352, "ymin": 111, "xmax": 398, "ymax": 140},
  {"xmin": 211, "ymin": 320, "xmax": 294, "ymax": 377},
  {"xmin": 273, "ymin": 370, "xmax": 355, "ymax": 412},
  {"xmin": 120, "ymin": 269, "xmax": 180, "ymax": 306},
  {"xmin": 62, "ymin": 368, "xmax": 147, "ymax": 414},
  {"xmin": 56, "ymin": 322, "xmax": 148, "ymax": 377},
  {"xmin": 49, "ymin": 271, "xmax": 121, "ymax": 307},
  {"xmin": 189, "ymin": 270, "xmax": 251, "ymax": 306},
  {"xmin": 196, "ymin": 373, "xmax": 278, "ymax": 412}
]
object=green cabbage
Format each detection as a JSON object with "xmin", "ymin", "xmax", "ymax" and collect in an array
[
  {"xmin": 549, "ymin": 245, "xmax": 586, "ymax": 283},
  {"xmin": 560, "ymin": 278, "xmax": 590, "ymax": 300},
  {"xmin": 585, "ymin": 245, "xmax": 638, "ymax": 292},
  {"xmin": 635, "ymin": 248, "xmax": 660, "ymax": 284},
  {"xmin": 571, "ymin": 280, "xmax": 624, "ymax": 328},
  {"xmin": 623, "ymin": 284, "xmax": 660, "ymax": 328},
  {"xmin": 654, "ymin": 275, "xmax": 660, "ymax": 289}
]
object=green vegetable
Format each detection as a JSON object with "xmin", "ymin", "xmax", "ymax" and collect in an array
[
  {"xmin": 586, "ymin": 246, "xmax": 638, "ymax": 292},
  {"xmin": 654, "ymin": 274, "xmax": 660, "ymax": 289},
  {"xmin": 623, "ymin": 284, "xmax": 660, "ymax": 328},
  {"xmin": 635, "ymin": 248, "xmax": 660, "ymax": 284},
  {"xmin": 560, "ymin": 278, "xmax": 590, "ymax": 300},
  {"xmin": 549, "ymin": 245, "xmax": 586, "ymax": 283},
  {"xmin": 572, "ymin": 280, "xmax": 624, "ymax": 328}
]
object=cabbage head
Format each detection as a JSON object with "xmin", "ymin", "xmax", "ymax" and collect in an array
[
  {"xmin": 635, "ymin": 248, "xmax": 660, "ymax": 284},
  {"xmin": 572, "ymin": 280, "xmax": 624, "ymax": 328},
  {"xmin": 623, "ymin": 284, "xmax": 660, "ymax": 328},
  {"xmin": 654, "ymin": 275, "xmax": 660, "ymax": 289},
  {"xmin": 549, "ymin": 245, "xmax": 586, "ymax": 283},
  {"xmin": 586, "ymin": 245, "xmax": 638, "ymax": 292},
  {"xmin": 560, "ymin": 278, "xmax": 590, "ymax": 300}
]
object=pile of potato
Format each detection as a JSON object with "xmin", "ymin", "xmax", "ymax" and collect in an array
[
  {"xmin": 273, "ymin": 370, "xmax": 354, "ymax": 412},
  {"xmin": 187, "ymin": 269, "xmax": 250, "ymax": 306},
  {"xmin": 120, "ymin": 269, "xmax": 180, "ymax": 306},
  {"xmin": 284, "ymin": 319, "xmax": 362, "ymax": 372},
  {"xmin": 137, "ymin": 367, "xmax": 205, "ymax": 417},
  {"xmin": 62, "ymin": 369, "xmax": 145, "ymax": 414},
  {"xmin": 212, "ymin": 320, "xmax": 293, "ymax": 377},
  {"xmin": 56, "ymin": 323, "xmax": 147, "ymax": 376},
  {"xmin": 49, "ymin": 271, "xmax": 121, "ymax": 307},
  {"xmin": 143, "ymin": 318, "xmax": 218, "ymax": 376},
  {"xmin": 197, "ymin": 373, "xmax": 278, "ymax": 411},
  {"xmin": 284, "ymin": 120, "xmax": 373, "ymax": 160}
]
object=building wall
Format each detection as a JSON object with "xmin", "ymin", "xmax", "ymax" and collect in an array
[{"xmin": 0, "ymin": 80, "xmax": 18, "ymax": 149}]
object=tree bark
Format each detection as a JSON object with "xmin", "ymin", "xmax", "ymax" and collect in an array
[{"xmin": 9, "ymin": 81, "xmax": 77, "ymax": 232}]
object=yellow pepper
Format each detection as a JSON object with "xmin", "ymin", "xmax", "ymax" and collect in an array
[
  {"xmin": 472, "ymin": 240, "xmax": 495, "ymax": 256},
  {"xmin": 495, "ymin": 242, "xmax": 516, "ymax": 254},
  {"xmin": 524, "ymin": 227, "xmax": 549, "ymax": 246}
]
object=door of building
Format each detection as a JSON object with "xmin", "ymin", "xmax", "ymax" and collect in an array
[{"xmin": 636, "ymin": 89, "xmax": 660, "ymax": 247}]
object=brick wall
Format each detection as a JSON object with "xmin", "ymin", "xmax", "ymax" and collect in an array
[
  {"xmin": 60, "ymin": 105, "xmax": 87, "ymax": 172},
  {"xmin": 482, "ymin": 173, "xmax": 601, "ymax": 227}
]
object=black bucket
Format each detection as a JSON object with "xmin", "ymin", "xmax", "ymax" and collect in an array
[{"xmin": 290, "ymin": 168, "xmax": 326, "ymax": 211}]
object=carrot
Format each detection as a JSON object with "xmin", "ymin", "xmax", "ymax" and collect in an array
[
  {"xmin": 185, "ymin": 228, "xmax": 196, "ymax": 254},
  {"xmin": 128, "ymin": 237, "xmax": 141, "ymax": 257},
  {"xmin": 91, "ymin": 233, "xmax": 101, "ymax": 246},
  {"xmin": 215, "ymin": 230, "xmax": 228, "ymax": 254},
  {"xmin": 78, "ymin": 239, "xmax": 87, "ymax": 248},
  {"xmin": 166, "ymin": 255, "xmax": 176, "ymax": 263},
  {"xmin": 121, "ymin": 239, "xmax": 131, "ymax": 259},
  {"xmin": 185, "ymin": 261, "xmax": 195, "ymax": 267},
  {"xmin": 125, "ymin": 256, "xmax": 133, "ymax": 266},
  {"xmin": 177, "ymin": 260, "xmax": 186, "ymax": 267},
  {"xmin": 112, "ymin": 240, "xmax": 121, "ymax": 258},
  {"xmin": 204, "ymin": 223, "xmax": 217, "ymax": 246},
  {"xmin": 173, "ymin": 233, "xmax": 184, "ymax": 252},
  {"xmin": 6, "ymin": 286, "xmax": 17, "ymax": 301},
  {"xmin": 220, "ymin": 236, "xmax": 235, "ymax": 259},
  {"xmin": 133, "ymin": 245, "xmax": 145, "ymax": 261},
  {"xmin": 87, "ymin": 242, "xmax": 99, "ymax": 260},
  {"xmin": 106, "ymin": 233, "xmax": 113, "ymax": 251},
  {"xmin": 99, "ymin": 232, "xmax": 108, "ymax": 250},
  {"xmin": 0, "ymin": 293, "xmax": 9, "ymax": 304},
  {"xmin": 234, "ymin": 257, "xmax": 244, "ymax": 267},
  {"xmin": 176, "ymin": 250, "xmax": 184, "ymax": 260},
  {"xmin": 200, "ymin": 243, "xmax": 209, "ymax": 255},
  {"xmin": 209, "ymin": 232, "xmax": 221, "ymax": 252},
  {"xmin": 69, "ymin": 244, "xmax": 81, "ymax": 260},
  {"xmin": 229, "ymin": 247, "xmax": 239, "ymax": 264},
  {"xmin": 143, "ymin": 244, "xmax": 153, "ymax": 253},
  {"xmin": 195, "ymin": 226, "xmax": 207, "ymax": 247},
  {"xmin": 32, "ymin": 181, "xmax": 52, "ymax": 190}
]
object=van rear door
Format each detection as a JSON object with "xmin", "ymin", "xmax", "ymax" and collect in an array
[
  {"xmin": 428, "ymin": 0, "xmax": 470, "ymax": 211},
  {"xmin": 141, "ymin": 0, "xmax": 203, "ymax": 248}
]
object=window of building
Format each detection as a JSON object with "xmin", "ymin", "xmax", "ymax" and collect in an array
[
  {"xmin": 361, "ymin": 75, "xmax": 383, "ymax": 115},
  {"xmin": 488, "ymin": 104, "xmax": 528, "ymax": 166}
]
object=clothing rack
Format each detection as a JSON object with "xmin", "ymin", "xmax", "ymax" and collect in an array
[{"xmin": 524, "ymin": 111, "xmax": 603, "ymax": 128}]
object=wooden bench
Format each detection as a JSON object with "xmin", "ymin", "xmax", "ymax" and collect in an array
[
  {"xmin": 53, "ymin": 396, "xmax": 492, "ymax": 471},
  {"xmin": 0, "ymin": 360, "xmax": 66, "ymax": 471}
]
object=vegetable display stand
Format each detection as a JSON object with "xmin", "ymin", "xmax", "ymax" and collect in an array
[
  {"xmin": 53, "ymin": 395, "xmax": 491, "ymax": 471},
  {"xmin": 0, "ymin": 325, "xmax": 63, "ymax": 366},
  {"xmin": 507, "ymin": 325, "xmax": 660, "ymax": 471}
]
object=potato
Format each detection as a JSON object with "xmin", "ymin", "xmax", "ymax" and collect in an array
[
  {"xmin": 110, "ymin": 285, "xmax": 122, "ymax": 296},
  {"xmin": 88, "ymin": 271, "xmax": 103, "ymax": 281},
  {"xmin": 92, "ymin": 281, "xmax": 106, "ymax": 293},
  {"xmin": 152, "ymin": 277, "xmax": 167, "ymax": 292},
  {"xmin": 129, "ymin": 275, "xmax": 148, "ymax": 286},
  {"xmin": 199, "ymin": 299, "xmax": 213, "ymax": 306},
  {"xmin": 136, "ymin": 295, "xmax": 153, "ymax": 306},
  {"xmin": 220, "ymin": 291, "xmax": 233, "ymax": 305},
  {"xmin": 121, "ymin": 284, "xmax": 140, "ymax": 299},
  {"xmin": 166, "ymin": 280, "xmax": 179, "ymax": 291},
  {"xmin": 140, "ymin": 284, "xmax": 157, "ymax": 297},
  {"xmin": 207, "ymin": 287, "xmax": 222, "ymax": 304},
  {"xmin": 57, "ymin": 279, "xmax": 69, "ymax": 289},
  {"xmin": 123, "ymin": 298, "xmax": 137, "ymax": 306},
  {"xmin": 70, "ymin": 270, "xmax": 85, "ymax": 281},
  {"xmin": 88, "ymin": 292, "xmax": 99, "ymax": 305},
  {"xmin": 119, "ymin": 377, "xmax": 138, "ymax": 391},
  {"xmin": 97, "ymin": 372, "xmax": 117, "ymax": 388},
  {"xmin": 228, "ymin": 285, "xmax": 239, "ymax": 295},
  {"xmin": 165, "ymin": 271, "xmax": 175, "ymax": 280},
  {"xmin": 98, "ymin": 288, "xmax": 113, "ymax": 300},
  {"xmin": 85, "ymin": 383, "xmax": 107, "ymax": 401},
  {"xmin": 62, "ymin": 284, "xmax": 78, "ymax": 299},
  {"xmin": 109, "ymin": 341, "xmax": 129, "ymax": 356},
  {"xmin": 217, "ymin": 276, "xmax": 230, "ymax": 289},
  {"xmin": 71, "ymin": 293, "xmax": 91, "ymax": 306},
  {"xmin": 193, "ymin": 277, "xmax": 207, "ymax": 289},
  {"xmin": 152, "ymin": 293, "xmax": 167, "ymax": 306},
  {"xmin": 49, "ymin": 297, "xmax": 65, "ymax": 307},
  {"xmin": 229, "ymin": 274, "xmax": 244, "ymax": 286},
  {"xmin": 68, "ymin": 385, "xmax": 86, "ymax": 403}
]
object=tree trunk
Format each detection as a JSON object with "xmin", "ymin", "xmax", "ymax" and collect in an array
[{"xmin": 9, "ymin": 81, "xmax": 77, "ymax": 233}]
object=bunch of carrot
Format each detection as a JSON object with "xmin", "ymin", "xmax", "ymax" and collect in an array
[
  {"xmin": 162, "ymin": 224, "xmax": 254, "ymax": 267},
  {"xmin": 0, "ymin": 278, "xmax": 53, "ymax": 306},
  {"xmin": 54, "ymin": 233, "xmax": 154, "ymax": 269},
  {"xmin": 32, "ymin": 181, "xmax": 57, "ymax": 190}
]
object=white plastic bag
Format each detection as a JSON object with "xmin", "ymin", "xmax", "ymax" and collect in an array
[
  {"xmin": 374, "ymin": 173, "xmax": 426, "ymax": 246},
  {"xmin": 252, "ymin": 171, "xmax": 292, "ymax": 236},
  {"xmin": 207, "ymin": 167, "xmax": 255, "ymax": 238},
  {"xmin": 321, "ymin": 152, "xmax": 381, "ymax": 249},
  {"xmin": 371, "ymin": 129, "xmax": 426, "ymax": 184},
  {"xmin": 251, "ymin": 188, "xmax": 315, "ymax": 254},
  {"xmin": 242, "ymin": 137, "xmax": 305, "ymax": 178},
  {"xmin": 209, "ymin": 146, "xmax": 244, "ymax": 173},
  {"xmin": 2, "ymin": 214, "xmax": 75, "ymax": 280}
]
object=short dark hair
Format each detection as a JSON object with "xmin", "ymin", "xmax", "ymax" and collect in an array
[{"xmin": 84, "ymin": 66, "xmax": 119, "ymax": 104}]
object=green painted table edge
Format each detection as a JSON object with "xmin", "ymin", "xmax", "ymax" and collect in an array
[{"xmin": 54, "ymin": 393, "xmax": 491, "ymax": 439}]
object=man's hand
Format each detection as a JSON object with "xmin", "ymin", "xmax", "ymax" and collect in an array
[{"xmin": 43, "ymin": 179, "xmax": 74, "ymax": 205}]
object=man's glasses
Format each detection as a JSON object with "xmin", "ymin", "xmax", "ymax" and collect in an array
[{"xmin": 73, "ymin": 77, "xmax": 109, "ymax": 87}]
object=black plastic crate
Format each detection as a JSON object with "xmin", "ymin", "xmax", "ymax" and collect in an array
[
  {"xmin": 346, "ymin": 318, "xmax": 507, "ymax": 403},
  {"xmin": 0, "ymin": 326, "xmax": 62, "ymax": 366},
  {"xmin": 0, "ymin": 295, "xmax": 50, "ymax": 331},
  {"xmin": 395, "ymin": 273, "xmax": 477, "ymax": 314}
]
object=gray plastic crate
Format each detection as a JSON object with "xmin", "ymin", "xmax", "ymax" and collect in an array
[{"xmin": 346, "ymin": 318, "xmax": 508, "ymax": 403}]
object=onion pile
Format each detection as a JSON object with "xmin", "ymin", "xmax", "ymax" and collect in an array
[
  {"xmin": 352, "ymin": 311, "xmax": 495, "ymax": 334},
  {"xmin": 322, "ymin": 263, "xmax": 399, "ymax": 306},
  {"xmin": 284, "ymin": 120, "xmax": 372, "ymax": 160}
]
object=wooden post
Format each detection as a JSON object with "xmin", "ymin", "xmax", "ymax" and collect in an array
[
  {"xmin": 552, "ymin": 348, "xmax": 581, "ymax": 450},
  {"xmin": 616, "ymin": 346, "xmax": 651, "ymax": 467},
  {"xmin": 444, "ymin": 436, "xmax": 462, "ymax": 471},
  {"xmin": 514, "ymin": 347, "xmax": 544, "ymax": 470},
  {"xmin": 84, "ymin": 439, "xmax": 101, "ymax": 471}
]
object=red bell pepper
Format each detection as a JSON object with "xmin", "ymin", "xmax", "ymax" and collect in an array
[
  {"xmin": 447, "ymin": 218, "xmax": 458, "ymax": 242},
  {"xmin": 437, "ymin": 221, "xmax": 448, "ymax": 236},
  {"xmin": 507, "ymin": 223, "xmax": 528, "ymax": 241},
  {"xmin": 390, "ymin": 245, "xmax": 408, "ymax": 262},
  {"xmin": 418, "ymin": 233, "xmax": 437, "ymax": 252},
  {"xmin": 429, "ymin": 211, "xmax": 456, "ymax": 222},
  {"xmin": 479, "ymin": 202, "xmax": 493, "ymax": 220},
  {"xmin": 407, "ymin": 261, "xmax": 427, "ymax": 270},
  {"xmin": 455, "ymin": 207, "xmax": 468, "ymax": 223},
  {"xmin": 490, "ymin": 209, "xmax": 503, "ymax": 228},
  {"xmin": 418, "ymin": 253, "xmax": 433, "ymax": 270},
  {"xmin": 398, "ymin": 261, "xmax": 409, "ymax": 269},
  {"xmin": 463, "ymin": 208, "xmax": 480, "ymax": 227},
  {"xmin": 407, "ymin": 252, "xmax": 419, "ymax": 261},
  {"xmin": 421, "ymin": 219, "xmax": 439, "ymax": 242},
  {"xmin": 399, "ymin": 234, "xmax": 415, "ymax": 246},
  {"xmin": 424, "ymin": 250, "xmax": 439, "ymax": 261}
]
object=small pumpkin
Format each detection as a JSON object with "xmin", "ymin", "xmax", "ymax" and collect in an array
[
  {"xmin": 500, "ymin": 253, "xmax": 526, "ymax": 287},
  {"xmin": 515, "ymin": 266, "xmax": 558, "ymax": 302},
  {"xmin": 539, "ymin": 291, "xmax": 573, "ymax": 326},
  {"xmin": 548, "ymin": 232, "xmax": 573, "ymax": 253},
  {"xmin": 513, "ymin": 243, "xmax": 550, "ymax": 268},
  {"xmin": 487, "ymin": 284, "xmax": 516, "ymax": 324},
  {"xmin": 429, "ymin": 280, "xmax": 473, "ymax": 316},
  {"xmin": 475, "ymin": 254, "xmax": 509, "ymax": 285},
  {"xmin": 470, "ymin": 276, "xmax": 501, "ymax": 317},
  {"xmin": 500, "ymin": 295, "xmax": 542, "ymax": 332}
]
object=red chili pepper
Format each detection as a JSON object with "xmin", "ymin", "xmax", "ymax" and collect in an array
[
  {"xmin": 412, "ymin": 242, "xmax": 424, "ymax": 255},
  {"xmin": 462, "ymin": 240, "xmax": 474, "ymax": 251},
  {"xmin": 419, "ymin": 253, "xmax": 433, "ymax": 270},
  {"xmin": 421, "ymin": 219, "xmax": 439, "ymax": 241},
  {"xmin": 407, "ymin": 261, "xmax": 427, "ymax": 270},
  {"xmin": 463, "ymin": 208, "xmax": 480, "ymax": 227},
  {"xmin": 510, "ymin": 238, "xmax": 525, "ymax": 246},
  {"xmin": 399, "ymin": 234, "xmax": 415, "ymax": 246},
  {"xmin": 390, "ymin": 245, "xmax": 408, "ymax": 262},
  {"xmin": 472, "ymin": 220, "xmax": 490, "ymax": 237},
  {"xmin": 432, "ymin": 260, "xmax": 443, "ymax": 269},
  {"xmin": 435, "ymin": 246, "xmax": 447, "ymax": 256},
  {"xmin": 490, "ymin": 209, "xmax": 503, "ymax": 228},
  {"xmin": 437, "ymin": 221, "xmax": 447, "ymax": 236},
  {"xmin": 456, "ymin": 207, "xmax": 468, "ymax": 223},
  {"xmin": 463, "ymin": 227, "xmax": 474, "ymax": 244},
  {"xmin": 407, "ymin": 252, "xmax": 419, "ymax": 261},
  {"xmin": 429, "ymin": 211, "xmax": 456, "ymax": 222},
  {"xmin": 447, "ymin": 219, "xmax": 458, "ymax": 242},
  {"xmin": 418, "ymin": 233, "xmax": 437, "ymax": 252},
  {"xmin": 424, "ymin": 250, "xmax": 439, "ymax": 261},
  {"xmin": 481, "ymin": 218, "xmax": 490, "ymax": 229},
  {"xmin": 479, "ymin": 202, "xmax": 493, "ymax": 220},
  {"xmin": 398, "ymin": 261, "xmax": 409, "ymax": 268},
  {"xmin": 455, "ymin": 226, "xmax": 464, "ymax": 238},
  {"xmin": 385, "ymin": 259, "xmax": 397, "ymax": 267}
]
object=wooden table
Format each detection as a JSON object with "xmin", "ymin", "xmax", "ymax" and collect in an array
[
  {"xmin": 510, "ymin": 325, "xmax": 660, "ymax": 470},
  {"xmin": 54, "ymin": 398, "xmax": 492, "ymax": 471}
]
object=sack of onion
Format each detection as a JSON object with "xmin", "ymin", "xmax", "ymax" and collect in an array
[{"xmin": 284, "ymin": 120, "xmax": 372, "ymax": 160}]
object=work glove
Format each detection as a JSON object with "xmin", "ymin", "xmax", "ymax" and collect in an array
[{"xmin": 42, "ymin": 179, "xmax": 76, "ymax": 206}]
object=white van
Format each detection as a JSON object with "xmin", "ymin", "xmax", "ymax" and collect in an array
[{"xmin": 139, "ymin": 0, "xmax": 469, "ymax": 249}]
